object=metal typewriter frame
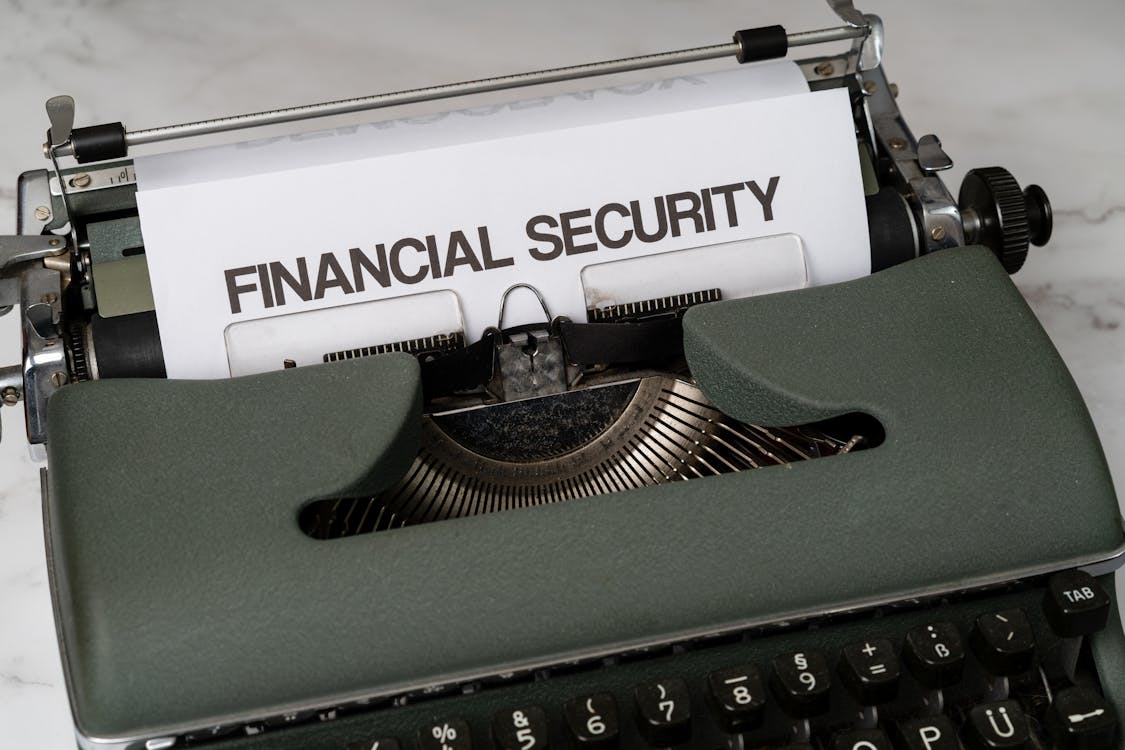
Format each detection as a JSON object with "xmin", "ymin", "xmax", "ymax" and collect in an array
[{"xmin": 0, "ymin": 5, "xmax": 1118, "ymax": 748}]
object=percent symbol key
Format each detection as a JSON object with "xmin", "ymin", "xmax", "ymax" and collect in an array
[{"xmin": 418, "ymin": 719, "xmax": 472, "ymax": 750}]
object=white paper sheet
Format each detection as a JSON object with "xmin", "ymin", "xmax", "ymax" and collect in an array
[
  {"xmin": 580, "ymin": 233, "xmax": 808, "ymax": 313},
  {"xmin": 135, "ymin": 61, "xmax": 871, "ymax": 378}
]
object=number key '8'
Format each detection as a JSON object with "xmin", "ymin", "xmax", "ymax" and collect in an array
[{"xmin": 708, "ymin": 665, "xmax": 766, "ymax": 732}]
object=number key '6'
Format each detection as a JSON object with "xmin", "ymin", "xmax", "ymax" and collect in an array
[{"xmin": 563, "ymin": 693, "xmax": 618, "ymax": 748}]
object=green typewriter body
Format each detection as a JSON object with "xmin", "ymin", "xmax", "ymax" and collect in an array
[{"xmin": 39, "ymin": 247, "xmax": 1125, "ymax": 750}]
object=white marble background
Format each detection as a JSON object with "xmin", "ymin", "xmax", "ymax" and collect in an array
[{"xmin": 0, "ymin": 1, "xmax": 1122, "ymax": 746}]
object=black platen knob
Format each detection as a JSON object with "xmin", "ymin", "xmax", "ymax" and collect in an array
[{"xmin": 958, "ymin": 167, "xmax": 1053, "ymax": 274}]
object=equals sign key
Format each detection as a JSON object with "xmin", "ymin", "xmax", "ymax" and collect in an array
[{"xmin": 840, "ymin": 639, "xmax": 901, "ymax": 706}]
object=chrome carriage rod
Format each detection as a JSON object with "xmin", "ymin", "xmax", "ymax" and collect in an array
[{"xmin": 50, "ymin": 24, "xmax": 864, "ymax": 158}]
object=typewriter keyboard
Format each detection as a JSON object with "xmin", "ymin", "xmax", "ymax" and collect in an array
[{"xmin": 207, "ymin": 571, "xmax": 1119, "ymax": 750}]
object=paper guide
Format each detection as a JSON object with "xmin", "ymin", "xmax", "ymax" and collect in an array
[{"xmin": 134, "ymin": 61, "xmax": 871, "ymax": 379}]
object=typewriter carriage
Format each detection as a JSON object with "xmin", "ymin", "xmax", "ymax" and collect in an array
[{"xmin": 0, "ymin": 1, "xmax": 1052, "ymax": 462}]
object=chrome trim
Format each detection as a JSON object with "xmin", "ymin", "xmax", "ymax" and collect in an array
[
  {"xmin": 860, "ymin": 64, "xmax": 964, "ymax": 252},
  {"xmin": 49, "ymin": 163, "xmax": 136, "ymax": 196},
  {"xmin": 71, "ymin": 539, "xmax": 1125, "ymax": 750},
  {"xmin": 20, "ymin": 272, "xmax": 65, "ymax": 446}
]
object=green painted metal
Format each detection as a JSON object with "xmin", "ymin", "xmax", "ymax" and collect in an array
[{"xmin": 43, "ymin": 246, "xmax": 1121, "ymax": 742}]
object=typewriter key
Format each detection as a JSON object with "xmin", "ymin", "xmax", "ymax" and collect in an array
[
  {"xmin": 707, "ymin": 664, "xmax": 766, "ymax": 732},
  {"xmin": 893, "ymin": 716, "xmax": 960, "ymax": 750},
  {"xmin": 418, "ymin": 719, "xmax": 472, "ymax": 750},
  {"xmin": 345, "ymin": 739, "xmax": 401, "ymax": 750},
  {"xmin": 832, "ymin": 728, "xmax": 893, "ymax": 750},
  {"xmin": 904, "ymin": 622, "xmax": 965, "ymax": 689},
  {"xmin": 492, "ymin": 706, "xmax": 549, "ymax": 750},
  {"xmin": 1049, "ymin": 687, "xmax": 1118, "ymax": 750},
  {"xmin": 971, "ymin": 610, "xmax": 1035, "ymax": 676},
  {"xmin": 1044, "ymin": 570, "xmax": 1111, "ymax": 638},
  {"xmin": 770, "ymin": 650, "xmax": 831, "ymax": 717},
  {"xmin": 839, "ymin": 638, "xmax": 900, "ymax": 705},
  {"xmin": 563, "ymin": 693, "xmax": 619, "ymax": 747},
  {"xmin": 965, "ymin": 700, "xmax": 1029, "ymax": 750},
  {"xmin": 633, "ymin": 679, "xmax": 692, "ymax": 747}
]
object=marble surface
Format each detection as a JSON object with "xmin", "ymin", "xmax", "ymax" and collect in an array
[{"xmin": 0, "ymin": 0, "xmax": 1123, "ymax": 746}]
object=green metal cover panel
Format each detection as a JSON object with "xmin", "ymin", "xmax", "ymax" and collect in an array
[{"xmin": 43, "ymin": 246, "xmax": 1122, "ymax": 742}]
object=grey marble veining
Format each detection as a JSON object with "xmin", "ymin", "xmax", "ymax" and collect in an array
[{"xmin": 1, "ymin": 1, "xmax": 1123, "ymax": 745}]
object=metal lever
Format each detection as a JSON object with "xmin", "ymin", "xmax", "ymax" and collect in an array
[
  {"xmin": 827, "ymin": 0, "xmax": 867, "ymax": 27},
  {"xmin": 0, "ymin": 235, "xmax": 68, "ymax": 272},
  {"xmin": 45, "ymin": 95, "xmax": 75, "ymax": 148},
  {"xmin": 44, "ymin": 96, "xmax": 78, "ymax": 225},
  {"xmin": 917, "ymin": 134, "xmax": 953, "ymax": 173}
]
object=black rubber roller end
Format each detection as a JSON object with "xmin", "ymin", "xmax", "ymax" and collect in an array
[
  {"xmin": 733, "ymin": 25, "xmax": 788, "ymax": 64},
  {"xmin": 71, "ymin": 122, "xmax": 127, "ymax": 164}
]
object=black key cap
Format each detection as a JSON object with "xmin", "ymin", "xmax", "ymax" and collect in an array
[
  {"xmin": 707, "ymin": 664, "xmax": 766, "ymax": 732},
  {"xmin": 1044, "ymin": 570, "xmax": 1112, "ymax": 638},
  {"xmin": 563, "ymin": 693, "xmax": 619, "ymax": 748},
  {"xmin": 964, "ymin": 700, "xmax": 1029, "ymax": 750},
  {"xmin": 492, "ymin": 706, "xmax": 549, "ymax": 750},
  {"xmin": 904, "ymin": 622, "xmax": 965, "ymax": 689},
  {"xmin": 418, "ymin": 720, "xmax": 472, "ymax": 750},
  {"xmin": 771, "ymin": 650, "xmax": 831, "ymax": 717},
  {"xmin": 895, "ymin": 716, "xmax": 960, "ymax": 750},
  {"xmin": 634, "ymin": 678, "xmax": 692, "ymax": 747},
  {"xmin": 347, "ymin": 740, "xmax": 401, "ymax": 750},
  {"xmin": 1049, "ymin": 686, "xmax": 1118, "ymax": 750},
  {"xmin": 839, "ymin": 638, "xmax": 900, "ymax": 705},
  {"xmin": 833, "ymin": 729, "xmax": 893, "ymax": 750},
  {"xmin": 971, "ymin": 610, "xmax": 1035, "ymax": 676}
]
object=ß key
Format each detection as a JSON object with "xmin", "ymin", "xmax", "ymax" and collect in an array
[{"xmin": 904, "ymin": 622, "xmax": 965, "ymax": 689}]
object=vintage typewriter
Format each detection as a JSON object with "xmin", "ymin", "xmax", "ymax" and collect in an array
[{"xmin": 0, "ymin": 2, "xmax": 1122, "ymax": 750}]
